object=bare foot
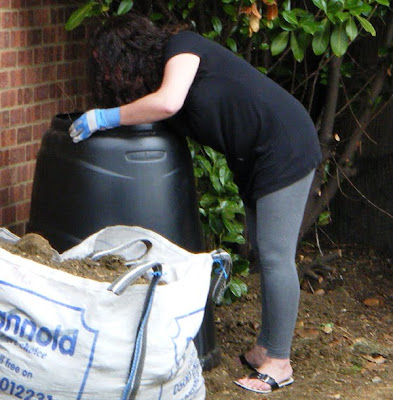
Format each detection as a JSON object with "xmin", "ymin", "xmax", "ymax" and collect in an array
[
  {"xmin": 236, "ymin": 345, "xmax": 267, "ymax": 369},
  {"xmin": 235, "ymin": 357, "xmax": 293, "ymax": 393}
]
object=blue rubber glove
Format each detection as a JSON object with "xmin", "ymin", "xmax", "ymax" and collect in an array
[{"xmin": 69, "ymin": 108, "xmax": 121, "ymax": 143}]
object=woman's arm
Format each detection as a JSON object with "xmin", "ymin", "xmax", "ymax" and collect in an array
[
  {"xmin": 69, "ymin": 53, "xmax": 200, "ymax": 143},
  {"xmin": 120, "ymin": 53, "xmax": 200, "ymax": 124}
]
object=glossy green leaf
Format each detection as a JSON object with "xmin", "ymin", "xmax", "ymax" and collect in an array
[
  {"xmin": 150, "ymin": 13, "xmax": 164, "ymax": 21},
  {"xmin": 219, "ymin": 165, "xmax": 232, "ymax": 186},
  {"xmin": 290, "ymin": 32, "xmax": 305, "ymax": 62},
  {"xmin": 193, "ymin": 167, "xmax": 203, "ymax": 178},
  {"xmin": 259, "ymin": 42, "xmax": 270, "ymax": 51},
  {"xmin": 375, "ymin": 0, "xmax": 389, "ymax": 5},
  {"xmin": 220, "ymin": 199, "xmax": 243, "ymax": 215},
  {"xmin": 226, "ymin": 37, "xmax": 238, "ymax": 53},
  {"xmin": 211, "ymin": 16, "xmax": 223, "ymax": 34},
  {"xmin": 336, "ymin": 11, "xmax": 349, "ymax": 22},
  {"xmin": 229, "ymin": 277, "xmax": 247, "ymax": 297},
  {"xmin": 318, "ymin": 211, "xmax": 331, "ymax": 226},
  {"xmin": 312, "ymin": 0, "xmax": 327, "ymax": 12},
  {"xmin": 222, "ymin": 217, "xmax": 244, "ymax": 233},
  {"xmin": 291, "ymin": 8, "xmax": 309, "ymax": 17},
  {"xmin": 283, "ymin": 0, "xmax": 291, "ymax": 11},
  {"xmin": 168, "ymin": 0, "xmax": 175, "ymax": 11},
  {"xmin": 117, "ymin": 0, "xmax": 133, "ymax": 15},
  {"xmin": 300, "ymin": 18, "xmax": 324, "ymax": 35},
  {"xmin": 203, "ymin": 31, "xmax": 219, "ymax": 40},
  {"xmin": 65, "ymin": 1, "xmax": 96, "ymax": 30},
  {"xmin": 326, "ymin": 0, "xmax": 344, "ymax": 15},
  {"xmin": 229, "ymin": 280, "xmax": 242, "ymax": 297},
  {"xmin": 200, "ymin": 193, "xmax": 217, "ymax": 207},
  {"xmin": 312, "ymin": 18, "xmax": 330, "ymax": 55},
  {"xmin": 356, "ymin": 15, "xmax": 376, "ymax": 37},
  {"xmin": 211, "ymin": 173, "xmax": 223, "ymax": 193},
  {"xmin": 279, "ymin": 19, "xmax": 297, "ymax": 31},
  {"xmin": 208, "ymin": 214, "xmax": 223, "ymax": 235},
  {"xmin": 345, "ymin": 17, "xmax": 358, "ymax": 41},
  {"xmin": 271, "ymin": 31, "xmax": 289, "ymax": 56},
  {"xmin": 196, "ymin": 156, "xmax": 212, "ymax": 174},
  {"xmin": 204, "ymin": 146, "xmax": 220, "ymax": 163},
  {"xmin": 282, "ymin": 10, "xmax": 299, "ymax": 26},
  {"xmin": 330, "ymin": 23, "xmax": 349, "ymax": 56},
  {"xmin": 223, "ymin": 232, "xmax": 246, "ymax": 244},
  {"xmin": 223, "ymin": 4, "xmax": 237, "ymax": 17},
  {"xmin": 348, "ymin": 4, "xmax": 372, "ymax": 16}
]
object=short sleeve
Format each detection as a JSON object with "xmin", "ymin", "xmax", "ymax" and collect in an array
[{"xmin": 164, "ymin": 31, "xmax": 204, "ymax": 64}]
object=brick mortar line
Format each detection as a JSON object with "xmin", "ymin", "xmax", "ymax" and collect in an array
[
  {"xmin": 0, "ymin": 101, "xmax": 83, "ymax": 110},
  {"xmin": 0, "ymin": 68, "xmax": 87, "ymax": 75},
  {"xmin": 0, "ymin": 79, "xmax": 87, "ymax": 90},
  {"xmin": 1, "ymin": 96, "xmax": 84, "ymax": 108},
  {"xmin": 0, "ymin": 43, "xmax": 87, "ymax": 50},
  {"xmin": 0, "ymin": 25, "xmax": 78, "ymax": 30},
  {"xmin": 0, "ymin": 6, "xmax": 76, "ymax": 11},
  {"xmin": 0, "ymin": 44, "xmax": 87, "ymax": 51}
]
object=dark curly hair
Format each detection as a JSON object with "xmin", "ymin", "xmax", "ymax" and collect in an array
[{"xmin": 88, "ymin": 13, "xmax": 186, "ymax": 107}]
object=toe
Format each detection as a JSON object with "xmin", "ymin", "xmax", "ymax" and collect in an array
[{"xmin": 235, "ymin": 376, "xmax": 271, "ymax": 392}]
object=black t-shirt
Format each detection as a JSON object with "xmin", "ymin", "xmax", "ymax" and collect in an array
[{"xmin": 164, "ymin": 31, "xmax": 322, "ymax": 203}]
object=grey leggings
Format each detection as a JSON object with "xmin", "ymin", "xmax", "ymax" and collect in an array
[{"xmin": 246, "ymin": 170, "xmax": 315, "ymax": 359}]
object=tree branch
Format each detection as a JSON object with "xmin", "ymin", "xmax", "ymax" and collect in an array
[
  {"xmin": 299, "ymin": 10, "xmax": 393, "ymax": 240},
  {"xmin": 319, "ymin": 56, "xmax": 343, "ymax": 160}
]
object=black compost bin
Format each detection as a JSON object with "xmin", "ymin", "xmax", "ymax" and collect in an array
[{"xmin": 28, "ymin": 114, "xmax": 220, "ymax": 370}]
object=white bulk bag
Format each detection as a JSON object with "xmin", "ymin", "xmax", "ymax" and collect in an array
[{"xmin": 0, "ymin": 226, "xmax": 228, "ymax": 400}]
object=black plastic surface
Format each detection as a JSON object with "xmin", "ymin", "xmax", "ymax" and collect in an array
[
  {"xmin": 28, "ymin": 114, "xmax": 220, "ymax": 370},
  {"xmin": 29, "ymin": 114, "xmax": 203, "ymax": 252}
]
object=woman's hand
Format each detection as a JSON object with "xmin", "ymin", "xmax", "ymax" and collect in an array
[{"xmin": 69, "ymin": 107, "xmax": 121, "ymax": 143}]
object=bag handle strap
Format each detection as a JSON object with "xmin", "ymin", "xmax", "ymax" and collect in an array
[
  {"xmin": 209, "ymin": 249, "xmax": 232, "ymax": 304},
  {"xmin": 107, "ymin": 261, "xmax": 160, "ymax": 295},
  {"xmin": 90, "ymin": 239, "xmax": 152, "ymax": 263},
  {"xmin": 120, "ymin": 265, "xmax": 162, "ymax": 400}
]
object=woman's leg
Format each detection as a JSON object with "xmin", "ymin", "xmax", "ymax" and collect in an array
[{"xmin": 236, "ymin": 170, "xmax": 315, "ymax": 390}]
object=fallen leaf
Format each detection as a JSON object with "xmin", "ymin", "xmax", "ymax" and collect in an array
[
  {"xmin": 383, "ymin": 333, "xmax": 393, "ymax": 343},
  {"xmin": 296, "ymin": 327, "xmax": 319, "ymax": 338},
  {"xmin": 315, "ymin": 288, "xmax": 325, "ymax": 296},
  {"xmin": 363, "ymin": 298, "xmax": 383, "ymax": 307},
  {"xmin": 321, "ymin": 323, "xmax": 334, "ymax": 334},
  {"xmin": 362, "ymin": 354, "xmax": 386, "ymax": 364},
  {"xmin": 296, "ymin": 320, "xmax": 305, "ymax": 329}
]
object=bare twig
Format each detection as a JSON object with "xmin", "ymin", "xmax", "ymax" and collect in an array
[
  {"xmin": 299, "ymin": 10, "xmax": 393, "ymax": 240},
  {"xmin": 335, "ymin": 74, "xmax": 376, "ymax": 117},
  {"xmin": 338, "ymin": 76, "xmax": 378, "ymax": 145},
  {"xmin": 333, "ymin": 158, "xmax": 393, "ymax": 220}
]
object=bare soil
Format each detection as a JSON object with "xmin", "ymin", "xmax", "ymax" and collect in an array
[
  {"xmin": 1, "ymin": 232, "xmax": 129, "ymax": 282},
  {"xmin": 205, "ymin": 243, "xmax": 393, "ymax": 400},
  {"xmin": 2, "ymin": 234, "xmax": 393, "ymax": 400}
]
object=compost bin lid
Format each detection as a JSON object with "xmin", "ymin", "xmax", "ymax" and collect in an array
[{"xmin": 51, "ymin": 113, "xmax": 167, "ymax": 133}]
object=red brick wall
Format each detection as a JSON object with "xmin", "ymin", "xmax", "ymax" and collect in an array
[{"xmin": 0, "ymin": 0, "xmax": 90, "ymax": 236}]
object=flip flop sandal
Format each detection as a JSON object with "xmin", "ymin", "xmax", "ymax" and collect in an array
[
  {"xmin": 238, "ymin": 354, "xmax": 258, "ymax": 372},
  {"xmin": 234, "ymin": 372, "xmax": 294, "ymax": 394}
]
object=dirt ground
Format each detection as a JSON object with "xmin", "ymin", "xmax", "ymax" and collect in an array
[
  {"xmin": 204, "ymin": 242, "xmax": 393, "ymax": 400},
  {"xmin": 2, "ymin": 233, "xmax": 393, "ymax": 400}
]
